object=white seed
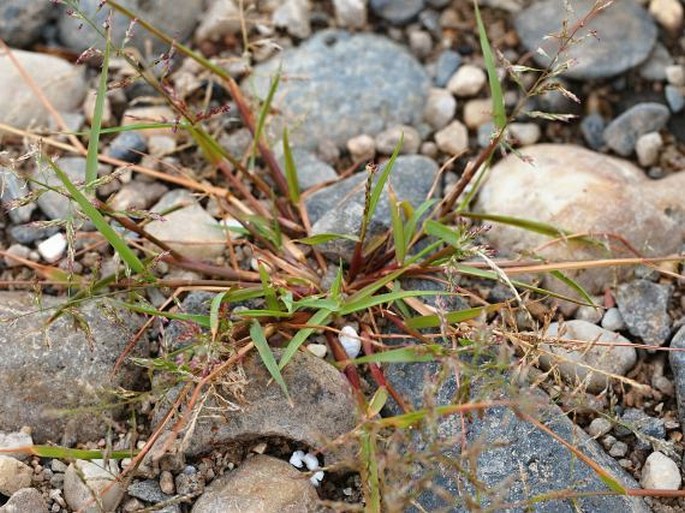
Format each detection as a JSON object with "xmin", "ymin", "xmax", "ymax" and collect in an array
[
  {"xmin": 302, "ymin": 452, "xmax": 320, "ymax": 471},
  {"xmin": 289, "ymin": 450, "xmax": 306, "ymax": 468},
  {"xmin": 339, "ymin": 325, "xmax": 361, "ymax": 358},
  {"xmin": 310, "ymin": 470, "xmax": 325, "ymax": 486},
  {"xmin": 37, "ymin": 233, "xmax": 67, "ymax": 263}
]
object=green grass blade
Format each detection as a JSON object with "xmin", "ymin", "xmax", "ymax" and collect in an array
[
  {"xmin": 250, "ymin": 320, "xmax": 292, "ymax": 404},
  {"xmin": 15, "ymin": 445, "xmax": 136, "ymax": 460},
  {"xmin": 340, "ymin": 290, "xmax": 449, "ymax": 316},
  {"xmin": 45, "ymin": 157, "xmax": 147, "ymax": 276},
  {"xmin": 250, "ymin": 69, "xmax": 281, "ymax": 170},
  {"xmin": 348, "ymin": 345, "xmax": 444, "ymax": 365},
  {"xmin": 360, "ymin": 430, "xmax": 381, "ymax": 513},
  {"xmin": 210, "ymin": 291, "xmax": 229, "ymax": 341},
  {"xmin": 549, "ymin": 270, "xmax": 596, "ymax": 306},
  {"xmin": 404, "ymin": 198, "xmax": 437, "ymax": 245},
  {"xmin": 406, "ymin": 306, "xmax": 500, "ymax": 329},
  {"xmin": 367, "ymin": 387, "xmax": 388, "ymax": 418},
  {"xmin": 474, "ymin": 0, "xmax": 506, "ymax": 129},
  {"xmin": 115, "ymin": 300, "xmax": 210, "ymax": 328},
  {"xmin": 258, "ymin": 262, "xmax": 280, "ymax": 311},
  {"xmin": 282, "ymin": 128, "xmax": 300, "ymax": 204},
  {"xmin": 389, "ymin": 189, "xmax": 406, "ymax": 265},
  {"xmin": 85, "ymin": 33, "xmax": 110, "ymax": 190},
  {"xmin": 367, "ymin": 135, "xmax": 403, "ymax": 226},
  {"xmin": 278, "ymin": 308, "xmax": 332, "ymax": 369},
  {"xmin": 297, "ymin": 233, "xmax": 360, "ymax": 245},
  {"xmin": 424, "ymin": 219, "xmax": 467, "ymax": 249}
]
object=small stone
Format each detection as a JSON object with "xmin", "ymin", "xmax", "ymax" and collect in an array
[
  {"xmin": 609, "ymin": 441, "xmax": 628, "ymax": 458},
  {"xmin": 639, "ymin": 43, "xmax": 674, "ymax": 82},
  {"xmin": 37, "ymin": 233, "xmax": 67, "ymax": 264},
  {"xmin": 0, "ymin": 431, "xmax": 32, "ymax": 462},
  {"xmin": 148, "ymin": 135, "xmax": 177, "ymax": 158},
  {"xmin": 332, "ymin": 0, "xmax": 367, "ymax": 29},
  {"xmin": 635, "ymin": 132, "xmax": 663, "ymax": 167},
  {"xmin": 665, "ymin": 85, "xmax": 685, "ymax": 113},
  {"xmin": 463, "ymin": 98, "xmax": 493, "ymax": 129},
  {"xmin": 423, "ymin": 88, "xmax": 457, "ymax": 130},
  {"xmin": 603, "ymin": 103, "xmax": 670, "ymax": 157},
  {"xmin": 194, "ymin": 0, "xmax": 241, "ymax": 43},
  {"xmin": 83, "ymin": 89, "xmax": 113, "ymax": 127},
  {"xmin": 346, "ymin": 134, "xmax": 376, "ymax": 162},
  {"xmin": 669, "ymin": 326, "xmax": 685, "ymax": 427},
  {"xmin": 4, "ymin": 244, "xmax": 30, "ymax": 268},
  {"xmin": 339, "ymin": 325, "xmax": 361, "ymax": 358},
  {"xmin": 109, "ymin": 181, "xmax": 168, "ymax": 211},
  {"xmin": 587, "ymin": 417, "xmax": 613, "ymax": 438},
  {"xmin": 601, "ymin": 308, "xmax": 626, "ymax": 332},
  {"xmin": 107, "ymin": 131, "xmax": 148, "ymax": 164},
  {"xmin": 434, "ymin": 50, "xmax": 462, "ymax": 87},
  {"xmin": 121, "ymin": 106, "xmax": 177, "ymax": 140},
  {"xmin": 409, "ymin": 30, "xmax": 433, "ymax": 58},
  {"xmin": 616, "ymin": 408, "xmax": 666, "ymax": 439},
  {"xmin": 175, "ymin": 466, "xmax": 204, "ymax": 496},
  {"xmin": 273, "ymin": 0, "xmax": 311, "ymax": 39},
  {"xmin": 649, "ymin": 0, "xmax": 683, "ymax": 33},
  {"xmin": 434, "ymin": 120, "xmax": 469, "ymax": 155},
  {"xmin": 447, "ymin": 64, "xmax": 487, "ymax": 97},
  {"xmin": 0, "ymin": 456, "xmax": 32, "ymax": 495},
  {"xmin": 64, "ymin": 460, "xmax": 124, "ymax": 513},
  {"xmin": 0, "ymin": 488, "xmax": 47, "ymax": 513},
  {"xmin": 306, "ymin": 343, "xmax": 327, "ymax": 358},
  {"xmin": 370, "ymin": 0, "xmax": 424, "ymax": 25},
  {"xmin": 580, "ymin": 113, "xmax": 606, "ymax": 150},
  {"xmin": 128, "ymin": 479, "xmax": 170, "ymax": 503},
  {"xmin": 375, "ymin": 125, "xmax": 421, "ymax": 154},
  {"xmin": 159, "ymin": 471, "xmax": 175, "ymax": 495},
  {"xmin": 666, "ymin": 65, "xmax": 685, "ymax": 86},
  {"xmin": 616, "ymin": 280, "xmax": 672, "ymax": 347},
  {"xmin": 641, "ymin": 451, "xmax": 681, "ymax": 490},
  {"xmin": 575, "ymin": 302, "xmax": 603, "ymax": 324},
  {"xmin": 508, "ymin": 122, "xmax": 541, "ymax": 146},
  {"xmin": 9, "ymin": 224, "xmax": 60, "ymax": 245},
  {"xmin": 0, "ymin": 168, "xmax": 35, "ymax": 224},
  {"xmin": 420, "ymin": 141, "xmax": 438, "ymax": 158}
]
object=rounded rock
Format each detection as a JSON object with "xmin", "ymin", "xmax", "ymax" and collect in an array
[
  {"xmin": 587, "ymin": 417, "xmax": 612, "ymax": 438},
  {"xmin": 463, "ymin": 98, "xmax": 493, "ymax": 129},
  {"xmin": 64, "ymin": 460, "xmax": 124, "ymax": 513},
  {"xmin": 635, "ymin": 132, "xmax": 663, "ymax": 167},
  {"xmin": 447, "ymin": 64, "xmax": 487, "ymax": 97},
  {"xmin": 641, "ymin": 451, "xmax": 681, "ymax": 490},
  {"xmin": 332, "ymin": 0, "xmax": 368, "ymax": 29},
  {"xmin": 0, "ymin": 487, "xmax": 47, "ymax": 513},
  {"xmin": 603, "ymin": 103, "xmax": 670, "ymax": 157},
  {"xmin": 616, "ymin": 280, "xmax": 672, "ymax": 347},
  {"xmin": 665, "ymin": 85, "xmax": 685, "ymax": 113},
  {"xmin": 375, "ymin": 125, "xmax": 421, "ymax": 154},
  {"xmin": 0, "ymin": 456, "xmax": 31, "ymax": 496},
  {"xmin": 0, "ymin": 1, "xmax": 53, "ymax": 48},
  {"xmin": 649, "ymin": 0, "xmax": 683, "ymax": 33},
  {"xmin": 423, "ymin": 88, "xmax": 457, "ymax": 130},
  {"xmin": 370, "ymin": 0, "xmax": 424, "ymax": 25},
  {"xmin": 508, "ymin": 122, "xmax": 541, "ymax": 146},
  {"xmin": 435, "ymin": 120, "xmax": 469, "ymax": 155},
  {"xmin": 346, "ymin": 134, "xmax": 376, "ymax": 162},
  {"xmin": 601, "ymin": 308, "xmax": 626, "ymax": 332}
]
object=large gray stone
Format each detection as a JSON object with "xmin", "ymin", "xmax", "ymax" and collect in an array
[
  {"xmin": 0, "ymin": 49, "xmax": 86, "ymax": 129},
  {"xmin": 616, "ymin": 280, "xmax": 672, "ymax": 347},
  {"xmin": 245, "ymin": 30, "xmax": 430, "ymax": 149},
  {"xmin": 0, "ymin": 1, "xmax": 53, "ymax": 48},
  {"xmin": 0, "ymin": 292, "xmax": 148, "ymax": 443},
  {"xmin": 58, "ymin": 0, "xmax": 203, "ymax": 55},
  {"xmin": 305, "ymin": 155, "xmax": 439, "ymax": 261},
  {"xmin": 515, "ymin": 0, "xmax": 657, "ymax": 80}
]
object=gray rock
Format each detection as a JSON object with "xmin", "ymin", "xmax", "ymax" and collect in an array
[
  {"xmin": 0, "ymin": 487, "xmax": 47, "ymax": 513},
  {"xmin": 669, "ymin": 326, "xmax": 685, "ymax": 428},
  {"xmin": 332, "ymin": 0, "xmax": 368, "ymax": 29},
  {"xmin": 434, "ymin": 50, "xmax": 462, "ymax": 87},
  {"xmin": 0, "ymin": 456, "xmax": 31, "ymax": 495},
  {"xmin": 175, "ymin": 465, "xmax": 204, "ymax": 496},
  {"xmin": 194, "ymin": 0, "xmax": 241, "ymax": 43},
  {"xmin": 601, "ymin": 307, "xmax": 626, "ymax": 332},
  {"xmin": 587, "ymin": 417, "xmax": 612, "ymax": 438},
  {"xmin": 154, "ymin": 350, "xmax": 357, "ymax": 467},
  {"xmin": 665, "ymin": 85, "xmax": 685, "ymax": 113},
  {"xmin": 274, "ymin": 146, "xmax": 337, "ymax": 190},
  {"xmin": 0, "ymin": 292, "xmax": 147, "ymax": 443},
  {"xmin": 580, "ymin": 113, "xmax": 606, "ymax": 150},
  {"xmin": 58, "ymin": 0, "xmax": 203, "ymax": 55},
  {"xmin": 641, "ymin": 451, "xmax": 681, "ymax": 490},
  {"xmin": 423, "ymin": 88, "xmax": 457, "ymax": 130},
  {"xmin": 639, "ymin": 43, "xmax": 673, "ymax": 82},
  {"xmin": 305, "ymin": 155, "xmax": 439, "ymax": 261},
  {"xmin": 32, "ymin": 157, "xmax": 86, "ymax": 221},
  {"xmin": 375, "ymin": 125, "xmax": 421, "ymax": 154},
  {"xmin": 245, "ymin": 30, "xmax": 429, "ymax": 149},
  {"xmin": 64, "ymin": 460, "xmax": 124, "ymax": 513},
  {"xmin": 0, "ymin": 431, "xmax": 33, "ymax": 461},
  {"xmin": 0, "ymin": 1, "xmax": 52, "ymax": 48},
  {"xmin": 515, "ymin": 0, "xmax": 656, "ymax": 80},
  {"xmin": 616, "ymin": 280, "xmax": 672, "ymax": 347},
  {"xmin": 0, "ymin": 49, "xmax": 86, "ymax": 129},
  {"xmin": 191, "ymin": 455, "xmax": 320, "ymax": 513},
  {"xmin": 9, "ymin": 223, "xmax": 60, "ymax": 245},
  {"xmin": 0, "ymin": 168, "xmax": 34, "ymax": 224},
  {"xmin": 603, "ymin": 103, "xmax": 670, "ymax": 156},
  {"xmin": 128, "ymin": 480, "xmax": 172, "ymax": 503},
  {"xmin": 370, "ymin": 0, "xmax": 424, "ymax": 24},
  {"xmin": 273, "ymin": 0, "xmax": 311, "ymax": 39},
  {"xmin": 615, "ymin": 408, "xmax": 665, "ymax": 440},
  {"xmin": 107, "ymin": 131, "xmax": 148, "ymax": 163}
]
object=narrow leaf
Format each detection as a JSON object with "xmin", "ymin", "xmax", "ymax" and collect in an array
[
  {"xmin": 425, "ymin": 220, "xmax": 467, "ymax": 249},
  {"xmin": 406, "ymin": 306, "xmax": 499, "ymax": 329},
  {"xmin": 549, "ymin": 270, "xmax": 596, "ymax": 306},
  {"xmin": 389, "ymin": 188, "xmax": 406, "ymax": 265},
  {"xmin": 297, "ymin": 233, "xmax": 359, "ymax": 245},
  {"xmin": 250, "ymin": 321, "xmax": 292, "ymax": 404},
  {"xmin": 210, "ymin": 291, "xmax": 229, "ymax": 341},
  {"xmin": 348, "ymin": 345, "xmax": 443, "ymax": 365},
  {"xmin": 367, "ymin": 135, "xmax": 403, "ymax": 225},
  {"xmin": 85, "ymin": 33, "xmax": 110, "ymax": 189},
  {"xmin": 282, "ymin": 128, "xmax": 300, "ymax": 204},
  {"xmin": 474, "ymin": 0, "xmax": 506, "ymax": 129}
]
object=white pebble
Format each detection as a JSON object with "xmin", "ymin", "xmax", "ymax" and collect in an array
[
  {"xmin": 447, "ymin": 64, "xmax": 487, "ymax": 97},
  {"xmin": 507, "ymin": 122, "xmax": 541, "ymax": 146},
  {"xmin": 306, "ymin": 343, "xmax": 328, "ymax": 358},
  {"xmin": 649, "ymin": 0, "xmax": 683, "ymax": 33},
  {"xmin": 289, "ymin": 450, "xmax": 306, "ymax": 468},
  {"xmin": 339, "ymin": 325, "xmax": 361, "ymax": 359},
  {"xmin": 601, "ymin": 307, "xmax": 626, "ymax": 332},
  {"xmin": 463, "ymin": 98, "xmax": 493, "ymax": 129},
  {"xmin": 37, "ymin": 233, "xmax": 67, "ymax": 263},
  {"xmin": 423, "ymin": 88, "xmax": 457, "ymax": 130},
  {"xmin": 374, "ymin": 125, "xmax": 421, "ymax": 155},
  {"xmin": 310, "ymin": 470, "xmax": 325, "ymax": 486},
  {"xmin": 346, "ymin": 134, "xmax": 376, "ymax": 162},
  {"xmin": 434, "ymin": 120, "xmax": 469, "ymax": 155},
  {"xmin": 635, "ymin": 132, "xmax": 663, "ymax": 167},
  {"xmin": 332, "ymin": 0, "xmax": 367, "ymax": 29},
  {"xmin": 302, "ymin": 452, "xmax": 320, "ymax": 471},
  {"xmin": 665, "ymin": 65, "xmax": 685, "ymax": 86},
  {"xmin": 641, "ymin": 451, "xmax": 681, "ymax": 490}
]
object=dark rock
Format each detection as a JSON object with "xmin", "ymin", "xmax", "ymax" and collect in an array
[
  {"xmin": 128, "ymin": 480, "xmax": 172, "ymax": 503},
  {"xmin": 305, "ymin": 155, "xmax": 439, "ymax": 261},
  {"xmin": 665, "ymin": 85, "xmax": 685, "ymax": 113},
  {"xmin": 58, "ymin": 0, "xmax": 203, "ymax": 55},
  {"xmin": 603, "ymin": 103, "xmax": 670, "ymax": 157},
  {"xmin": 0, "ymin": 292, "xmax": 148, "ymax": 443},
  {"xmin": 190, "ymin": 456, "xmax": 320, "ymax": 513},
  {"xmin": 434, "ymin": 50, "xmax": 462, "ymax": 87},
  {"xmin": 0, "ymin": 1, "xmax": 53, "ymax": 48},
  {"xmin": 370, "ymin": 0, "xmax": 425, "ymax": 25},
  {"xmin": 515, "ymin": 0, "xmax": 656, "ymax": 80},
  {"xmin": 245, "ymin": 30, "xmax": 429, "ymax": 149},
  {"xmin": 107, "ymin": 131, "xmax": 148, "ymax": 164},
  {"xmin": 175, "ymin": 465, "xmax": 204, "ymax": 496},
  {"xmin": 580, "ymin": 113, "xmax": 606, "ymax": 150},
  {"xmin": 0, "ymin": 167, "xmax": 35, "ymax": 224},
  {"xmin": 669, "ymin": 326, "xmax": 685, "ymax": 429},
  {"xmin": 615, "ymin": 408, "xmax": 665, "ymax": 440},
  {"xmin": 616, "ymin": 279, "xmax": 672, "ymax": 347},
  {"xmin": 9, "ymin": 223, "xmax": 61, "ymax": 245}
]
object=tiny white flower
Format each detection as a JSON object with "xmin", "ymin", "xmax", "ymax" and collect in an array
[
  {"xmin": 310, "ymin": 470, "xmax": 325, "ymax": 486},
  {"xmin": 339, "ymin": 325, "xmax": 361, "ymax": 359},
  {"xmin": 289, "ymin": 450, "xmax": 306, "ymax": 468}
]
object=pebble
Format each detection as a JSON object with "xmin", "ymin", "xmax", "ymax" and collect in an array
[
  {"xmin": 0, "ymin": 167, "xmax": 35, "ymax": 224},
  {"xmin": 666, "ymin": 65, "xmax": 685, "ymax": 86},
  {"xmin": 109, "ymin": 181, "xmax": 168, "ymax": 211},
  {"xmin": 37, "ymin": 233, "xmax": 67, "ymax": 264},
  {"xmin": 306, "ymin": 343, "xmax": 328, "ymax": 358},
  {"xmin": 0, "ymin": 1, "xmax": 52, "ymax": 48},
  {"xmin": 273, "ymin": 0, "xmax": 311, "ymax": 39},
  {"xmin": 639, "ymin": 43, "xmax": 674, "ymax": 82},
  {"xmin": 420, "ymin": 141, "xmax": 438, "ymax": 158},
  {"xmin": 616, "ymin": 280, "xmax": 672, "ymax": 347},
  {"xmin": 194, "ymin": 0, "xmax": 241, "ymax": 43},
  {"xmin": 649, "ymin": 0, "xmax": 683, "ymax": 33},
  {"xmin": 603, "ymin": 103, "xmax": 670, "ymax": 157},
  {"xmin": 408, "ymin": 30, "xmax": 432, "ymax": 58},
  {"xmin": 447, "ymin": 64, "xmax": 487, "ymax": 97},
  {"xmin": 369, "ymin": 0, "xmax": 424, "ymax": 25},
  {"xmin": 508, "ymin": 122, "xmax": 541, "ymax": 146},
  {"xmin": 121, "ymin": 106, "xmax": 177, "ymax": 140},
  {"xmin": 670, "ymin": 326, "xmax": 685, "ymax": 428},
  {"xmin": 9, "ymin": 224, "xmax": 60, "ymax": 245},
  {"xmin": 0, "ymin": 456, "xmax": 32, "ymax": 495},
  {"xmin": 128, "ymin": 479, "xmax": 171, "ymax": 503},
  {"xmin": 635, "ymin": 132, "xmax": 663, "ymax": 167},
  {"xmin": 32, "ymin": 157, "xmax": 87, "ymax": 221},
  {"xmin": 374, "ymin": 124, "xmax": 421, "ymax": 154},
  {"xmin": 587, "ymin": 417, "xmax": 613, "ymax": 438},
  {"xmin": 64, "ymin": 460, "xmax": 124, "ymax": 513},
  {"xmin": 0, "ymin": 49, "xmax": 87, "ymax": 129},
  {"xmin": 665, "ymin": 85, "xmax": 685, "ymax": 113},
  {"xmin": 463, "ymin": 98, "xmax": 493, "ymax": 128},
  {"xmin": 191, "ymin": 455, "xmax": 319, "ymax": 513},
  {"xmin": 0, "ymin": 431, "xmax": 33, "ymax": 462},
  {"xmin": 346, "ymin": 134, "xmax": 376, "ymax": 162},
  {"xmin": 601, "ymin": 308, "xmax": 626, "ymax": 332},
  {"xmin": 339, "ymin": 325, "xmax": 362, "ymax": 358},
  {"xmin": 609, "ymin": 441, "xmax": 629, "ymax": 458},
  {"xmin": 273, "ymin": 145, "xmax": 338, "ymax": 190},
  {"xmin": 245, "ymin": 30, "xmax": 429, "ymax": 149},
  {"xmin": 541, "ymin": 320, "xmax": 637, "ymax": 393},
  {"xmin": 434, "ymin": 120, "xmax": 469, "ymax": 155},
  {"xmin": 616, "ymin": 408, "xmax": 666, "ymax": 439},
  {"xmin": 333, "ymin": 0, "xmax": 367, "ymax": 29},
  {"xmin": 515, "ymin": 0, "xmax": 657, "ymax": 80},
  {"xmin": 580, "ymin": 113, "xmax": 606, "ymax": 150},
  {"xmin": 423, "ymin": 88, "xmax": 457, "ymax": 130},
  {"xmin": 58, "ymin": 0, "xmax": 203, "ymax": 54},
  {"xmin": 175, "ymin": 465, "xmax": 204, "ymax": 496},
  {"xmin": 83, "ymin": 89, "xmax": 113, "ymax": 128},
  {"xmin": 434, "ymin": 50, "xmax": 462, "ymax": 87},
  {"xmin": 0, "ymin": 487, "xmax": 47, "ymax": 513},
  {"xmin": 477, "ymin": 144, "xmax": 684, "ymax": 295},
  {"xmin": 640, "ymin": 451, "xmax": 681, "ymax": 490}
]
